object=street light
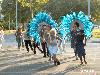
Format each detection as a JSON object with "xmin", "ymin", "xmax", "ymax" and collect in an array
[
  {"xmin": 16, "ymin": 0, "xmax": 18, "ymax": 30},
  {"xmin": 88, "ymin": 0, "xmax": 91, "ymax": 17},
  {"xmin": 8, "ymin": 3, "xmax": 13, "ymax": 33},
  {"xmin": 30, "ymin": 0, "xmax": 33, "ymax": 18}
]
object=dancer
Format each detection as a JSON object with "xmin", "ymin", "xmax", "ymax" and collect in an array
[
  {"xmin": 0, "ymin": 27, "xmax": 4, "ymax": 49},
  {"xmin": 70, "ymin": 22, "xmax": 80, "ymax": 60},
  {"xmin": 76, "ymin": 30, "xmax": 87, "ymax": 65},
  {"xmin": 15, "ymin": 27, "xmax": 24, "ymax": 50},
  {"xmin": 44, "ymin": 25, "xmax": 52, "ymax": 59},
  {"xmin": 48, "ymin": 28, "xmax": 61, "ymax": 65}
]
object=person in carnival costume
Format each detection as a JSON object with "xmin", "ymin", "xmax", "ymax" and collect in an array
[
  {"xmin": 65, "ymin": 22, "xmax": 80, "ymax": 60},
  {"xmin": 70, "ymin": 22, "xmax": 80, "ymax": 60},
  {"xmin": 48, "ymin": 28, "xmax": 62, "ymax": 65},
  {"xmin": 76, "ymin": 30, "xmax": 87, "ymax": 65},
  {"xmin": 40, "ymin": 24, "xmax": 49, "ymax": 57},
  {"xmin": 44, "ymin": 25, "xmax": 52, "ymax": 59},
  {"xmin": 59, "ymin": 11, "xmax": 94, "ymax": 58}
]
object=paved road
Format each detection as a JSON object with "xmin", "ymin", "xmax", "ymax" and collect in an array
[{"xmin": 0, "ymin": 34, "xmax": 100, "ymax": 75}]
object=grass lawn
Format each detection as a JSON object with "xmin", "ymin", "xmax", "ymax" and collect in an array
[{"xmin": 4, "ymin": 30, "xmax": 16, "ymax": 35}]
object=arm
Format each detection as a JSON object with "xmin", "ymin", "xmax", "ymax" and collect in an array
[
  {"xmin": 56, "ymin": 36, "xmax": 62, "ymax": 47},
  {"xmin": 84, "ymin": 36, "xmax": 87, "ymax": 46}
]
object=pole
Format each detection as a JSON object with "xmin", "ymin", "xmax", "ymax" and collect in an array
[
  {"xmin": 30, "ymin": 0, "xmax": 33, "ymax": 18},
  {"xmin": 9, "ymin": 13, "xmax": 10, "ymax": 33},
  {"xmin": 16, "ymin": 0, "xmax": 18, "ymax": 30},
  {"xmin": 88, "ymin": 0, "xmax": 90, "ymax": 17}
]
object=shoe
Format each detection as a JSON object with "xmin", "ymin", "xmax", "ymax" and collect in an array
[
  {"xmin": 27, "ymin": 50, "xmax": 29, "ymax": 53},
  {"xmin": 47, "ymin": 54, "xmax": 49, "ymax": 57},
  {"xmin": 80, "ymin": 62, "xmax": 83, "ymax": 65},
  {"xmin": 48, "ymin": 58, "xmax": 52, "ymax": 61},
  {"xmin": 76, "ymin": 57, "xmax": 78, "ymax": 60},
  {"xmin": 84, "ymin": 61, "xmax": 87, "ymax": 64},
  {"xmin": 43, "ymin": 56, "xmax": 46, "ymax": 58},
  {"xmin": 57, "ymin": 61, "xmax": 60, "ymax": 65},
  {"xmin": 54, "ymin": 61, "xmax": 57, "ymax": 65},
  {"xmin": 41, "ymin": 51, "xmax": 43, "ymax": 53},
  {"xmin": 34, "ymin": 51, "xmax": 36, "ymax": 54}
]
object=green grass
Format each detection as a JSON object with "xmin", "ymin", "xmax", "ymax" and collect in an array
[{"xmin": 4, "ymin": 30, "xmax": 16, "ymax": 35}]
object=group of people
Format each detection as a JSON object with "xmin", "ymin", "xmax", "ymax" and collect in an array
[
  {"xmin": 0, "ymin": 21, "xmax": 87, "ymax": 66},
  {"xmin": 15, "ymin": 21, "xmax": 87, "ymax": 65}
]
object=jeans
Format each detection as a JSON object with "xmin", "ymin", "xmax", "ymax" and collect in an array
[{"xmin": 16, "ymin": 38, "xmax": 24, "ymax": 49}]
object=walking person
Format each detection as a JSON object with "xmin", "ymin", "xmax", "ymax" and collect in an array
[
  {"xmin": 0, "ymin": 27, "xmax": 4, "ymax": 50},
  {"xmin": 44, "ymin": 25, "xmax": 52, "ymax": 59},
  {"xmin": 76, "ymin": 30, "xmax": 87, "ymax": 65},
  {"xmin": 70, "ymin": 22, "xmax": 80, "ymax": 60},
  {"xmin": 40, "ymin": 25, "xmax": 48, "ymax": 57},
  {"xmin": 48, "ymin": 28, "xmax": 62, "ymax": 65},
  {"xmin": 15, "ymin": 27, "xmax": 24, "ymax": 50},
  {"xmin": 24, "ymin": 30, "xmax": 34, "ymax": 53}
]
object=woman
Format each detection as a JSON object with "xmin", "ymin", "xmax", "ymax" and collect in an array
[
  {"xmin": 15, "ymin": 27, "xmax": 24, "ymax": 50},
  {"xmin": 70, "ymin": 22, "xmax": 80, "ymax": 60},
  {"xmin": 48, "ymin": 28, "xmax": 61, "ymax": 65}
]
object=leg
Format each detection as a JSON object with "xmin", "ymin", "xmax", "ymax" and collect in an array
[
  {"xmin": 46, "ymin": 43, "xmax": 49, "ymax": 57},
  {"xmin": 52, "ymin": 54, "xmax": 60, "ymax": 65},
  {"xmin": 24, "ymin": 40, "xmax": 29, "ymax": 52},
  {"xmin": 83, "ymin": 55, "xmax": 87, "ymax": 64},
  {"xmin": 28, "ymin": 40, "xmax": 33, "ymax": 51},
  {"xmin": 33, "ymin": 42, "xmax": 36, "ymax": 54},
  {"xmin": 22, "ymin": 38, "xmax": 24, "ymax": 47},
  {"xmin": 36, "ymin": 43, "xmax": 43, "ymax": 53},
  {"xmin": 42, "ymin": 42, "xmax": 46, "ymax": 57},
  {"xmin": 79, "ymin": 56, "xmax": 83, "ymax": 65},
  {"xmin": 18, "ymin": 38, "xmax": 21, "ymax": 49},
  {"xmin": 74, "ymin": 48, "xmax": 78, "ymax": 60}
]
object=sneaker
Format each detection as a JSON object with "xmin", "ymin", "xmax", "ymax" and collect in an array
[
  {"xmin": 57, "ymin": 61, "xmax": 60, "ymax": 65},
  {"xmin": 84, "ymin": 61, "xmax": 87, "ymax": 64},
  {"xmin": 43, "ymin": 55, "xmax": 46, "ymax": 58},
  {"xmin": 34, "ymin": 51, "xmax": 36, "ymax": 54},
  {"xmin": 80, "ymin": 62, "xmax": 83, "ymax": 65}
]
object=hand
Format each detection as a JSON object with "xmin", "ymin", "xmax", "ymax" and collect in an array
[
  {"xmin": 58, "ymin": 45, "xmax": 60, "ymax": 47},
  {"xmin": 84, "ymin": 43, "xmax": 86, "ymax": 46}
]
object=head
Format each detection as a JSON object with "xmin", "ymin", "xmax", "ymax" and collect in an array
[
  {"xmin": 50, "ymin": 28, "xmax": 56, "ymax": 36},
  {"xmin": 72, "ymin": 22, "xmax": 79, "ymax": 31},
  {"xmin": 45, "ymin": 25, "xmax": 52, "ymax": 33},
  {"xmin": 18, "ymin": 27, "xmax": 22, "ymax": 32}
]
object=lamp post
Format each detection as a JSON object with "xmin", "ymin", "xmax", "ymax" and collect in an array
[
  {"xmin": 16, "ymin": 0, "xmax": 18, "ymax": 30},
  {"xmin": 88, "ymin": 0, "xmax": 91, "ymax": 17},
  {"xmin": 9, "ymin": 13, "xmax": 11, "ymax": 33},
  {"xmin": 8, "ymin": 3, "xmax": 13, "ymax": 33},
  {"xmin": 30, "ymin": 0, "xmax": 33, "ymax": 18}
]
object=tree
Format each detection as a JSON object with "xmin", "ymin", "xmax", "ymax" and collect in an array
[{"xmin": 43, "ymin": 0, "xmax": 100, "ymax": 23}]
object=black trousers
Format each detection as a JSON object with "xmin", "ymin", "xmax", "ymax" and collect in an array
[
  {"xmin": 24, "ymin": 40, "xmax": 33, "ymax": 52},
  {"xmin": 33, "ymin": 42, "xmax": 43, "ymax": 53},
  {"xmin": 41, "ymin": 42, "xmax": 49, "ymax": 57}
]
